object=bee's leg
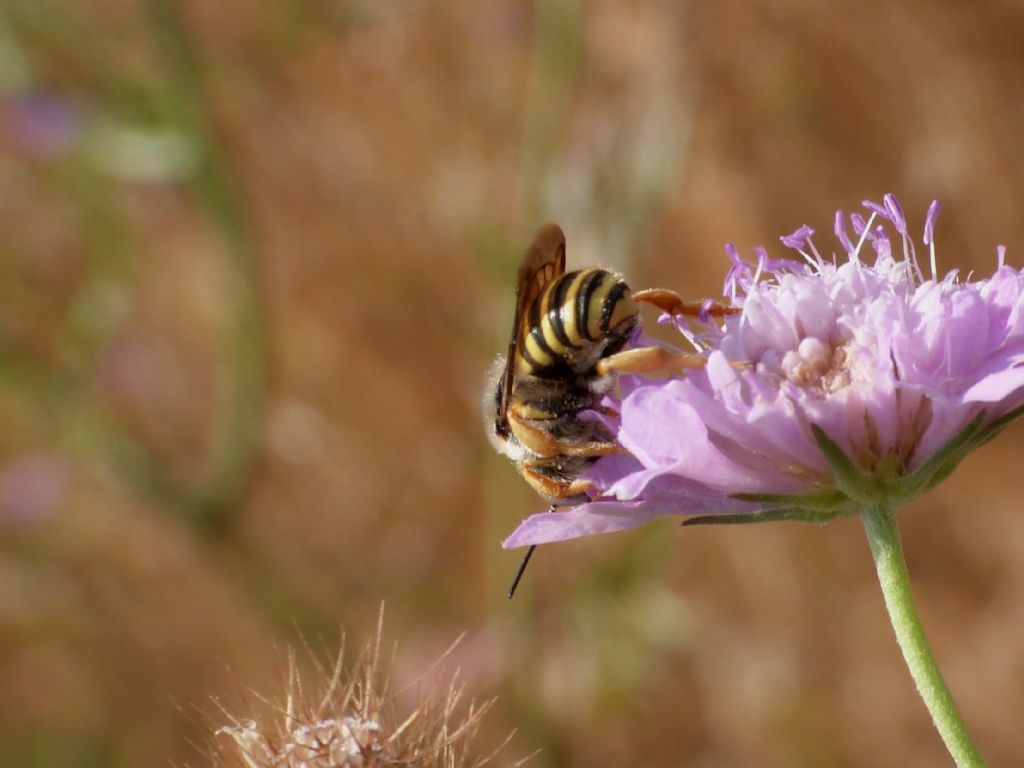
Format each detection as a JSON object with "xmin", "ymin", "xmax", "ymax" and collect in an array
[
  {"xmin": 505, "ymin": 409, "xmax": 565, "ymax": 457},
  {"xmin": 560, "ymin": 442, "xmax": 623, "ymax": 457},
  {"xmin": 595, "ymin": 346, "xmax": 707, "ymax": 375},
  {"xmin": 519, "ymin": 462, "xmax": 595, "ymax": 500},
  {"xmin": 633, "ymin": 289, "xmax": 739, "ymax": 319},
  {"xmin": 507, "ymin": 407, "xmax": 621, "ymax": 458}
]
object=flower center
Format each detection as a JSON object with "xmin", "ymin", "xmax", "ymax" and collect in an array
[{"xmin": 781, "ymin": 337, "xmax": 853, "ymax": 394}]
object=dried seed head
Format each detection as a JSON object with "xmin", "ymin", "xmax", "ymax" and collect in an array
[{"xmin": 211, "ymin": 616, "xmax": 505, "ymax": 768}]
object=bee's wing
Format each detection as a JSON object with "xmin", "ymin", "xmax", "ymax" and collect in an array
[{"xmin": 498, "ymin": 223, "xmax": 567, "ymax": 419}]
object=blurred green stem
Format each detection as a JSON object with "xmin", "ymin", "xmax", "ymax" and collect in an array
[
  {"xmin": 861, "ymin": 505, "xmax": 986, "ymax": 768},
  {"xmin": 145, "ymin": 0, "xmax": 268, "ymax": 533},
  {"xmin": 521, "ymin": 0, "xmax": 580, "ymax": 221}
]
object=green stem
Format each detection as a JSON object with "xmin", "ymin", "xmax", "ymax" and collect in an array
[
  {"xmin": 861, "ymin": 505, "xmax": 986, "ymax": 768},
  {"xmin": 146, "ymin": 0, "xmax": 268, "ymax": 534}
]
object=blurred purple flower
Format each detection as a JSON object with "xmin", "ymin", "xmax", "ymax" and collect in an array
[
  {"xmin": 506, "ymin": 195, "xmax": 1024, "ymax": 547},
  {"xmin": 0, "ymin": 455, "xmax": 71, "ymax": 529},
  {"xmin": 4, "ymin": 93, "xmax": 83, "ymax": 158}
]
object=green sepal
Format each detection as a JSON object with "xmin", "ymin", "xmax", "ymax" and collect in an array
[
  {"xmin": 918, "ymin": 403, "xmax": 1024, "ymax": 495},
  {"xmin": 889, "ymin": 411, "xmax": 986, "ymax": 500},
  {"xmin": 684, "ymin": 404, "xmax": 1024, "ymax": 530},
  {"xmin": 975, "ymin": 402, "xmax": 1024, "ymax": 446},
  {"xmin": 810, "ymin": 424, "xmax": 884, "ymax": 505},
  {"xmin": 682, "ymin": 506, "xmax": 849, "ymax": 527}
]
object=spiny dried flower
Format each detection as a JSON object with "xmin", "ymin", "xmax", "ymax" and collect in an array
[
  {"xmin": 212, "ymin": 618, "xmax": 501, "ymax": 768},
  {"xmin": 505, "ymin": 195, "xmax": 1024, "ymax": 546},
  {"xmin": 222, "ymin": 715, "xmax": 385, "ymax": 768}
]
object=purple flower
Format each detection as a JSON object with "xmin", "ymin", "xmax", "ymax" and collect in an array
[
  {"xmin": 4, "ymin": 93, "xmax": 83, "ymax": 158},
  {"xmin": 0, "ymin": 454, "xmax": 71, "ymax": 529},
  {"xmin": 505, "ymin": 197, "xmax": 1024, "ymax": 547}
]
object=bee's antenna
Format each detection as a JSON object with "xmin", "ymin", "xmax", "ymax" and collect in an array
[{"xmin": 507, "ymin": 545, "xmax": 536, "ymax": 599}]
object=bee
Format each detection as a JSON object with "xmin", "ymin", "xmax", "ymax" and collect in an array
[{"xmin": 486, "ymin": 224, "xmax": 736, "ymax": 596}]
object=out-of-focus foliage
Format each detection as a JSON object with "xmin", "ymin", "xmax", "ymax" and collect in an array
[{"xmin": 1, "ymin": 1, "xmax": 1023, "ymax": 767}]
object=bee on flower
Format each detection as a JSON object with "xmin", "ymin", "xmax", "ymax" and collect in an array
[
  {"xmin": 500, "ymin": 196, "xmax": 1021, "ymax": 768},
  {"xmin": 504, "ymin": 196, "xmax": 1024, "ymax": 546}
]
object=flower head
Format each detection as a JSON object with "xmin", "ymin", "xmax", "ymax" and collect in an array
[
  {"xmin": 505, "ymin": 196, "xmax": 1024, "ymax": 547},
  {"xmin": 214, "ymin": 621, "xmax": 495, "ymax": 768}
]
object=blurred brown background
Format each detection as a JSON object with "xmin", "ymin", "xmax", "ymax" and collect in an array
[{"xmin": 2, "ymin": 1, "xmax": 1024, "ymax": 766}]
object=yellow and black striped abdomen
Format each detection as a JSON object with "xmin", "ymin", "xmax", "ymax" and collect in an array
[{"xmin": 516, "ymin": 268, "xmax": 637, "ymax": 375}]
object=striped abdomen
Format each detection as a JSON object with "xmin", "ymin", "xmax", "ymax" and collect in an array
[{"xmin": 516, "ymin": 268, "xmax": 637, "ymax": 376}]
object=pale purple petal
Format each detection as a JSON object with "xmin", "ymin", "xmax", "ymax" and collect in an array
[
  {"xmin": 503, "ymin": 502, "xmax": 663, "ymax": 547},
  {"xmin": 960, "ymin": 366, "xmax": 1024, "ymax": 403},
  {"xmin": 616, "ymin": 386, "xmax": 775, "ymax": 492},
  {"xmin": 910, "ymin": 400, "xmax": 976, "ymax": 471},
  {"xmin": 502, "ymin": 485, "xmax": 762, "ymax": 548},
  {"xmin": 584, "ymin": 452, "xmax": 644, "ymax": 492},
  {"xmin": 954, "ymin": 342, "xmax": 1024, "ymax": 393},
  {"xmin": 944, "ymin": 289, "xmax": 991, "ymax": 375}
]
